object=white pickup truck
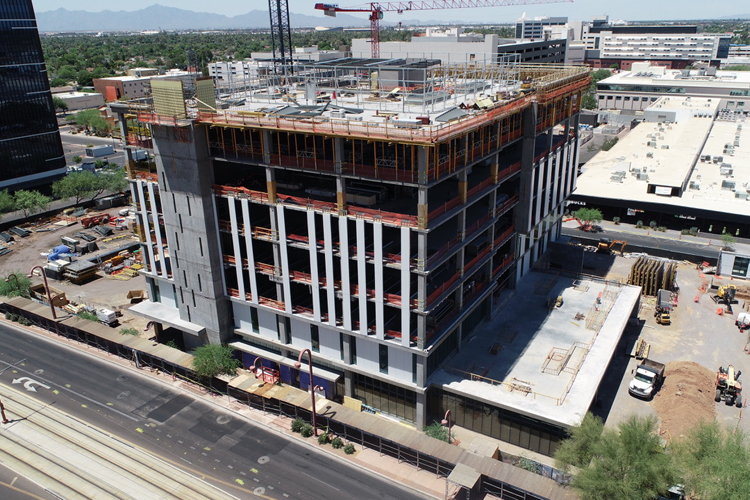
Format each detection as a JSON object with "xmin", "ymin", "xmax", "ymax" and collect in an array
[{"xmin": 628, "ymin": 359, "xmax": 665, "ymax": 400}]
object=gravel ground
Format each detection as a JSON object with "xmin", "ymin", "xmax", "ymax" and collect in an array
[{"xmin": 0, "ymin": 208, "xmax": 150, "ymax": 333}]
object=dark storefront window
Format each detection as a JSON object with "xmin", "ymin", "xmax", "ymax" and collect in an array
[
  {"xmin": 353, "ymin": 373, "xmax": 416, "ymax": 422},
  {"xmin": 732, "ymin": 256, "xmax": 749, "ymax": 277},
  {"xmin": 426, "ymin": 387, "xmax": 566, "ymax": 456}
]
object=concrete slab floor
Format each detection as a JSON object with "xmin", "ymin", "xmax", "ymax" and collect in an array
[{"xmin": 432, "ymin": 269, "xmax": 640, "ymax": 429}]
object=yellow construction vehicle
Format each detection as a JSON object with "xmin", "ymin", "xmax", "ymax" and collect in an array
[
  {"xmin": 715, "ymin": 365, "xmax": 743, "ymax": 407},
  {"xmin": 596, "ymin": 238, "xmax": 627, "ymax": 255},
  {"xmin": 712, "ymin": 284, "xmax": 737, "ymax": 312},
  {"xmin": 655, "ymin": 289, "xmax": 672, "ymax": 325}
]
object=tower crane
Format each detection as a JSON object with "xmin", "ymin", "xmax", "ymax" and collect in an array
[{"xmin": 315, "ymin": 0, "xmax": 573, "ymax": 58}]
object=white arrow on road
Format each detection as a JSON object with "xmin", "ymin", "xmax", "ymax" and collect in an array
[{"xmin": 12, "ymin": 377, "xmax": 51, "ymax": 392}]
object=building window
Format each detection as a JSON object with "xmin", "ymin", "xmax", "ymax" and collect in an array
[
  {"xmin": 633, "ymin": 97, "xmax": 640, "ymax": 101},
  {"xmin": 379, "ymin": 344, "xmax": 389, "ymax": 374},
  {"xmin": 624, "ymin": 96, "xmax": 630, "ymax": 101},
  {"xmin": 412, "ymin": 353, "xmax": 418, "ymax": 384},
  {"xmin": 350, "ymin": 337, "xmax": 357, "ymax": 364},
  {"xmin": 339, "ymin": 332, "xmax": 345, "ymax": 361},
  {"xmin": 311, "ymin": 325, "xmax": 320, "ymax": 352},
  {"xmin": 732, "ymin": 257, "xmax": 750, "ymax": 277},
  {"xmin": 250, "ymin": 307, "xmax": 259, "ymax": 333}
]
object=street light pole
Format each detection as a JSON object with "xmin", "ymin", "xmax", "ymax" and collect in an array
[
  {"xmin": 294, "ymin": 348, "xmax": 318, "ymax": 437},
  {"xmin": 442, "ymin": 410, "xmax": 452, "ymax": 444},
  {"xmin": 28, "ymin": 266, "xmax": 56, "ymax": 320},
  {"xmin": 0, "ymin": 396, "xmax": 9, "ymax": 424}
]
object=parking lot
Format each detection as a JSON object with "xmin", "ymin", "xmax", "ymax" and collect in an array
[{"xmin": 593, "ymin": 255, "xmax": 750, "ymax": 437}]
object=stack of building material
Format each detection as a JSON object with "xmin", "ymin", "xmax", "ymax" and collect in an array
[
  {"xmin": 62, "ymin": 260, "xmax": 99, "ymax": 284},
  {"xmin": 628, "ymin": 257, "xmax": 677, "ymax": 296}
]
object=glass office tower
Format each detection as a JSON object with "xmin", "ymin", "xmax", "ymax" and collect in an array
[{"xmin": 0, "ymin": 1, "xmax": 66, "ymax": 190}]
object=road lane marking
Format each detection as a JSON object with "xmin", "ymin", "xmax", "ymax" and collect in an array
[
  {"xmin": 12, "ymin": 377, "xmax": 50, "ymax": 393},
  {"xmin": 302, "ymin": 471, "xmax": 341, "ymax": 491},
  {"xmin": 0, "ymin": 362, "xmax": 138, "ymax": 422}
]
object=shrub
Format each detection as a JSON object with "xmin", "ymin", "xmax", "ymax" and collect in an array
[
  {"xmin": 636, "ymin": 220, "xmax": 643, "ymax": 228},
  {"xmin": 191, "ymin": 343, "xmax": 241, "ymax": 378},
  {"xmin": 120, "ymin": 327, "xmax": 138, "ymax": 336},
  {"xmin": 165, "ymin": 340, "xmax": 179, "ymax": 349},
  {"xmin": 344, "ymin": 444, "xmax": 356, "ymax": 455},
  {"xmin": 291, "ymin": 418, "xmax": 305, "ymax": 433},
  {"xmin": 657, "ymin": 226, "xmax": 667, "ymax": 232},
  {"xmin": 318, "ymin": 432, "xmax": 330, "ymax": 445},
  {"xmin": 332, "ymin": 437, "xmax": 344, "ymax": 449},
  {"xmin": 612, "ymin": 216, "xmax": 620, "ymax": 225},
  {"xmin": 301, "ymin": 424, "xmax": 314, "ymax": 438},
  {"xmin": 5, "ymin": 312, "xmax": 18, "ymax": 321},
  {"xmin": 18, "ymin": 317, "xmax": 31, "ymax": 326},
  {"xmin": 78, "ymin": 311, "xmax": 98, "ymax": 322},
  {"xmin": 649, "ymin": 221, "xmax": 657, "ymax": 229},
  {"xmin": 690, "ymin": 227, "xmax": 699, "ymax": 236},
  {"xmin": 424, "ymin": 421, "xmax": 450, "ymax": 443}
]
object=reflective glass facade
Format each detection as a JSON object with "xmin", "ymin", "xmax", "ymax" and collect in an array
[{"xmin": 0, "ymin": 1, "xmax": 65, "ymax": 188}]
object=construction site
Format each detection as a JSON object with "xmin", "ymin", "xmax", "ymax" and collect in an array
[{"xmin": 104, "ymin": 54, "xmax": 593, "ymax": 453}]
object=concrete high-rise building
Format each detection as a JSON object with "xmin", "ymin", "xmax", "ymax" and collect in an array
[
  {"xmin": 0, "ymin": 0, "xmax": 66, "ymax": 190},
  {"xmin": 120, "ymin": 59, "xmax": 591, "ymax": 455}
]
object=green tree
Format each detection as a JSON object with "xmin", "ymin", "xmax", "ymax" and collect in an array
[
  {"xmin": 0, "ymin": 189, "xmax": 15, "ymax": 214},
  {"xmin": 90, "ymin": 166, "xmax": 128, "ymax": 200},
  {"xmin": 0, "ymin": 271, "xmax": 32, "ymax": 299},
  {"xmin": 554, "ymin": 413, "xmax": 604, "ymax": 471},
  {"xmin": 72, "ymin": 155, "xmax": 82, "ymax": 164},
  {"xmin": 673, "ymin": 420, "xmax": 750, "ymax": 500},
  {"xmin": 572, "ymin": 208, "xmax": 603, "ymax": 231},
  {"xmin": 52, "ymin": 96, "xmax": 69, "ymax": 114},
  {"xmin": 601, "ymin": 137, "xmax": 619, "ymax": 151},
  {"xmin": 558, "ymin": 414, "xmax": 677, "ymax": 500},
  {"xmin": 13, "ymin": 190, "xmax": 51, "ymax": 217},
  {"xmin": 190, "ymin": 344, "xmax": 241, "ymax": 378},
  {"xmin": 721, "ymin": 233, "xmax": 736, "ymax": 250},
  {"xmin": 52, "ymin": 171, "xmax": 99, "ymax": 205}
]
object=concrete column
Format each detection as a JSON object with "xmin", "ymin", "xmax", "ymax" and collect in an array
[
  {"xmin": 265, "ymin": 166, "xmax": 277, "ymax": 204},
  {"xmin": 269, "ymin": 206, "xmax": 283, "ymax": 299},
  {"xmin": 374, "ymin": 222, "xmax": 384, "ymax": 340},
  {"xmin": 514, "ymin": 103, "xmax": 538, "ymax": 235},
  {"xmin": 415, "ymin": 391, "xmax": 426, "ymax": 431},
  {"xmin": 333, "ymin": 137, "xmax": 345, "ymax": 173},
  {"xmin": 336, "ymin": 176, "xmax": 346, "ymax": 214},
  {"xmin": 262, "ymin": 130, "xmax": 273, "ymax": 165},
  {"xmin": 307, "ymin": 211, "xmax": 321, "ymax": 322},
  {"xmin": 400, "ymin": 226, "xmax": 411, "ymax": 347},
  {"xmin": 241, "ymin": 199, "xmax": 259, "ymax": 304},
  {"xmin": 490, "ymin": 153, "xmax": 499, "ymax": 183},
  {"xmin": 417, "ymin": 150, "xmax": 429, "ymax": 229},
  {"xmin": 356, "ymin": 218, "xmax": 368, "ymax": 334},
  {"xmin": 339, "ymin": 217, "xmax": 352, "ymax": 330},
  {"xmin": 344, "ymin": 370, "xmax": 353, "ymax": 397},
  {"xmin": 228, "ymin": 198, "xmax": 245, "ymax": 299},
  {"xmin": 276, "ymin": 205, "xmax": 292, "ymax": 313},
  {"xmin": 458, "ymin": 169, "xmax": 468, "ymax": 204},
  {"xmin": 323, "ymin": 212, "xmax": 336, "ymax": 327},
  {"xmin": 416, "ymin": 354, "xmax": 426, "ymax": 387}
]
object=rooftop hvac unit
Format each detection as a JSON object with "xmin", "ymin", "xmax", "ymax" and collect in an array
[
  {"xmin": 647, "ymin": 141, "xmax": 657, "ymax": 147},
  {"xmin": 637, "ymin": 173, "xmax": 649, "ymax": 181},
  {"xmin": 721, "ymin": 166, "xmax": 734, "ymax": 176},
  {"xmin": 735, "ymin": 191, "xmax": 748, "ymax": 200},
  {"xmin": 735, "ymin": 139, "xmax": 741, "ymax": 147},
  {"xmin": 647, "ymin": 152, "xmax": 654, "ymax": 158},
  {"xmin": 689, "ymin": 180, "xmax": 701, "ymax": 190},
  {"xmin": 610, "ymin": 174, "xmax": 625, "ymax": 183},
  {"xmin": 661, "ymin": 145, "xmax": 670, "ymax": 149},
  {"xmin": 721, "ymin": 180, "xmax": 736, "ymax": 190}
]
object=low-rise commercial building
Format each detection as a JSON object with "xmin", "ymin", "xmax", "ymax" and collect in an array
[
  {"xmin": 572, "ymin": 96, "xmax": 750, "ymax": 237},
  {"xmin": 52, "ymin": 91, "xmax": 105, "ymax": 111},
  {"xmin": 94, "ymin": 70, "xmax": 195, "ymax": 102},
  {"xmin": 596, "ymin": 62, "xmax": 750, "ymax": 112}
]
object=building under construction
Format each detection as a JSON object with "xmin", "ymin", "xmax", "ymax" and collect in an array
[{"xmin": 118, "ymin": 57, "xmax": 591, "ymax": 453}]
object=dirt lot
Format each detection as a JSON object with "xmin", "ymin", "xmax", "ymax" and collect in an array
[
  {"xmin": 0, "ymin": 208, "xmax": 149, "ymax": 332},
  {"xmin": 595, "ymin": 255, "xmax": 750, "ymax": 440}
]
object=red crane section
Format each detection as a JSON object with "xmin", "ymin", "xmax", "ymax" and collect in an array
[{"xmin": 314, "ymin": 0, "xmax": 573, "ymax": 58}]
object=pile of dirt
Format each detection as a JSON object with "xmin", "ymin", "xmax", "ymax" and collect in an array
[{"xmin": 653, "ymin": 361, "xmax": 716, "ymax": 440}]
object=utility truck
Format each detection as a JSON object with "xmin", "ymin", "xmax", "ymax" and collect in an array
[{"xmin": 628, "ymin": 358, "xmax": 665, "ymax": 400}]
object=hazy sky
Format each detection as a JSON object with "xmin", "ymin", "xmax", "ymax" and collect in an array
[{"xmin": 30, "ymin": 0, "xmax": 747, "ymax": 24}]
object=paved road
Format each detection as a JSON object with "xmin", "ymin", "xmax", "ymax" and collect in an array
[
  {"xmin": 562, "ymin": 225, "xmax": 721, "ymax": 262},
  {"xmin": 0, "ymin": 323, "xmax": 427, "ymax": 500},
  {"xmin": 59, "ymin": 125, "xmax": 126, "ymax": 168}
]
